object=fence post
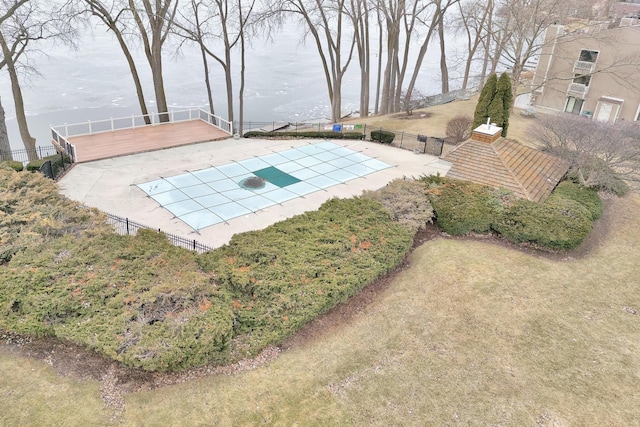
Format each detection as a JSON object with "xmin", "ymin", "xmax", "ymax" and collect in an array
[
  {"xmin": 193, "ymin": 239, "xmax": 196, "ymax": 251},
  {"xmin": 400, "ymin": 132, "xmax": 404, "ymax": 148},
  {"xmin": 64, "ymin": 123, "xmax": 68, "ymax": 138},
  {"xmin": 126, "ymin": 218, "xmax": 130, "ymax": 235},
  {"xmin": 38, "ymin": 146, "xmax": 43, "ymax": 159},
  {"xmin": 111, "ymin": 117, "xmax": 114, "ymax": 132},
  {"xmin": 424, "ymin": 139, "xmax": 427, "ymax": 154}
]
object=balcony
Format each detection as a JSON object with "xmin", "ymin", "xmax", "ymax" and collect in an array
[
  {"xmin": 567, "ymin": 83, "xmax": 589, "ymax": 97},
  {"xmin": 573, "ymin": 60, "xmax": 595, "ymax": 74}
]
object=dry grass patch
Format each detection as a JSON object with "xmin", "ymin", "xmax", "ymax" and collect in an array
[
  {"xmin": 0, "ymin": 354, "xmax": 108, "ymax": 426},
  {"xmin": 347, "ymin": 95, "xmax": 538, "ymax": 149}
]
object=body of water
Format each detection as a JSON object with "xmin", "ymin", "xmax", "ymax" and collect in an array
[{"xmin": 1, "ymin": 20, "xmax": 462, "ymax": 151}]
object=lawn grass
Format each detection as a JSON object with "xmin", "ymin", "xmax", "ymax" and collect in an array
[
  {"xmin": 347, "ymin": 95, "xmax": 537, "ymax": 147},
  {"xmin": 2, "ymin": 194, "xmax": 639, "ymax": 425},
  {"xmin": 0, "ymin": 353, "xmax": 108, "ymax": 426}
]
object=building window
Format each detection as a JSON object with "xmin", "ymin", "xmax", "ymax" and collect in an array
[
  {"xmin": 573, "ymin": 74, "xmax": 591, "ymax": 86},
  {"xmin": 579, "ymin": 49, "xmax": 598, "ymax": 62},
  {"xmin": 565, "ymin": 97, "xmax": 584, "ymax": 115}
]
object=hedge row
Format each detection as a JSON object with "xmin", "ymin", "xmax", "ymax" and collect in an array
[
  {"xmin": 424, "ymin": 177, "xmax": 601, "ymax": 250},
  {"xmin": 198, "ymin": 197, "xmax": 414, "ymax": 355},
  {"xmin": 243, "ymin": 130, "xmax": 364, "ymax": 140}
]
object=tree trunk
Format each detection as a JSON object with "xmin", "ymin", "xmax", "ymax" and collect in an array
[
  {"xmin": 0, "ymin": 33, "xmax": 35, "ymax": 159},
  {"xmin": 0, "ymin": 97, "xmax": 11, "ymax": 160},
  {"xmin": 114, "ymin": 30, "xmax": 151, "ymax": 124},
  {"xmin": 151, "ymin": 40, "xmax": 169, "ymax": 122},
  {"xmin": 438, "ymin": 16, "xmax": 449, "ymax": 94}
]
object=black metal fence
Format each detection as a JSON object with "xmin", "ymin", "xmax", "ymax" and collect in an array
[
  {"xmin": 237, "ymin": 121, "xmax": 444, "ymax": 156},
  {"xmin": 0, "ymin": 145, "xmax": 59, "ymax": 164},
  {"xmin": 105, "ymin": 212, "xmax": 214, "ymax": 253}
]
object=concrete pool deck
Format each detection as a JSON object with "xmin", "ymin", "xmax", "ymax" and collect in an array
[{"xmin": 58, "ymin": 138, "xmax": 451, "ymax": 249}]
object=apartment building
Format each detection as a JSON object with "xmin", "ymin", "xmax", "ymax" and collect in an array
[{"xmin": 532, "ymin": 15, "xmax": 640, "ymax": 124}]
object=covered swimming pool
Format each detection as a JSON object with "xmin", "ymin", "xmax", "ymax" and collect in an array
[{"xmin": 137, "ymin": 141, "xmax": 391, "ymax": 230}]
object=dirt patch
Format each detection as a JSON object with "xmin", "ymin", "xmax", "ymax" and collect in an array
[{"xmin": 0, "ymin": 196, "xmax": 617, "ymax": 412}]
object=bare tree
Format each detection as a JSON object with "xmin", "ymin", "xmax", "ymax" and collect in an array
[
  {"xmin": 451, "ymin": 0, "xmax": 493, "ymax": 90},
  {"xmin": 531, "ymin": 113, "xmax": 640, "ymax": 194},
  {"xmin": 276, "ymin": 0, "xmax": 356, "ymax": 122},
  {"xmin": 83, "ymin": 0, "xmax": 151, "ymax": 124},
  {"xmin": 345, "ymin": 0, "xmax": 371, "ymax": 117},
  {"xmin": 128, "ymin": 0, "xmax": 178, "ymax": 122},
  {"xmin": 174, "ymin": 0, "xmax": 257, "ymax": 129},
  {"xmin": 0, "ymin": 0, "xmax": 75, "ymax": 160},
  {"xmin": 402, "ymin": 0, "xmax": 458, "ymax": 114}
]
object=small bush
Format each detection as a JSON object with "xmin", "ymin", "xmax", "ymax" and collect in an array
[
  {"xmin": 551, "ymin": 181, "xmax": 603, "ymax": 221},
  {"xmin": 427, "ymin": 180, "xmax": 508, "ymax": 235},
  {"xmin": 1, "ymin": 160, "xmax": 24, "ymax": 172},
  {"xmin": 26, "ymin": 152, "xmax": 70, "ymax": 177},
  {"xmin": 492, "ymin": 197, "xmax": 593, "ymax": 250},
  {"xmin": 362, "ymin": 178, "xmax": 434, "ymax": 232},
  {"xmin": 371, "ymin": 130, "xmax": 396, "ymax": 144},
  {"xmin": 446, "ymin": 114, "xmax": 473, "ymax": 144}
]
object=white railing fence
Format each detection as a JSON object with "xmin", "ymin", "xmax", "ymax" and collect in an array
[{"xmin": 52, "ymin": 108, "xmax": 232, "ymax": 139}]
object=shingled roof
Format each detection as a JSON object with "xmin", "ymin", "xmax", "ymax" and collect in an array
[{"xmin": 441, "ymin": 125, "xmax": 569, "ymax": 203}]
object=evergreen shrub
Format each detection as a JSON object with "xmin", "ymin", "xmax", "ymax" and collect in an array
[
  {"xmin": 426, "ymin": 180, "xmax": 507, "ymax": 235},
  {"xmin": 551, "ymin": 181, "xmax": 603, "ymax": 221},
  {"xmin": 492, "ymin": 196, "xmax": 593, "ymax": 250},
  {"xmin": 2, "ymin": 160, "xmax": 24, "ymax": 172},
  {"xmin": 198, "ymin": 197, "xmax": 414, "ymax": 355},
  {"xmin": 371, "ymin": 130, "xmax": 396, "ymax": 144}
]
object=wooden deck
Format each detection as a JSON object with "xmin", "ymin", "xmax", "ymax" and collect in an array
[{"xmin": 63, "ymin": 121, "xmax": 231, "ymax": 163}]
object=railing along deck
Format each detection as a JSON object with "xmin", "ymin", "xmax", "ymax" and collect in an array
[{"xmin": 50, "ymin": 108, "xmax": 232, "ymax": 163}]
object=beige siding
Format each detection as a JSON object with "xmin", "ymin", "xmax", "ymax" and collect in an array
[{"xmin": 532, "ymin": 23, "xmax": 640, "ymax": 123}]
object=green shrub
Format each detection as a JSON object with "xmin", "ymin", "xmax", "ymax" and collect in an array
[
  {"xmin": 551, "ymin": 181, "xmax": 603, "ymax": 221},
  {"xmin": 26, "ymin": 152, "xmax": 70, "ymax": 177},
  {"xmin": 198, "ymin": 197, "xmax": 414, "ymax": 356},
  {"xmin": 0, "ymin": 229, "xmax": 234, "ymax": 371},
  {"xmin": 371, "ymin": 130, "xmax": 396, "ymax": 144},
  {"xmin": 362, "ymin": 178, "xmax": 434, "ymax": 232},
  {"xmin": 492, "ymin": 197, "xmax": 593, "ymax": 250},
  {"xmin": 427, "ymin": 180, "xmax": 508, "ymax": 235},
  {"xmin": 243, "ymin": 130, "xmax": 364, "ymax": 140},
  {"xmin": 1, "ymin": 160, "xmax": 24, "ymax": 172}
]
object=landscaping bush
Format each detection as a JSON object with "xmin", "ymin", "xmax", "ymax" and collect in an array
[
  {"xmin": 198, "ymin": 197, "xmax": 414, "ymax": 356},
  {"xmin": 362, "ymin": 178, "xmax": 434, "ymax": 232},
  {"xmin": 445, "ymin": 114, "xmax": 473, "ymax": 144},
  {"xmin": 1, "ymin": 160, "xmax": 24, "ymax": 172},
  {"xmin": 492, "ymin": 197, "xmax": 593, "ymax": 250},
  {"xmin": 550, "ymin": 181, "xmax": 603, "ymax": 221},
  {"xmin": 0, "ymin": 229, "xmax": 234, "ymax": 371},
  {"xmin": 426, "ymin": 180, "xmax": 508, "ymax": 235},
  {"xmin": 243, "ymin": 130, "xmax": 364, "ymax": 140},
  {"xmin": 371, "ymin": 130, "xmax": 396, "ymax": 144},
  {"xmin": 26, "ymin": 152, "xmax": 70, "ymax": 178}
]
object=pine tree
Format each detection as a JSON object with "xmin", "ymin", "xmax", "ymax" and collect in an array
[{"xmin": 472, "ymin": 73, "xmax": 498, "ymax": 130}]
